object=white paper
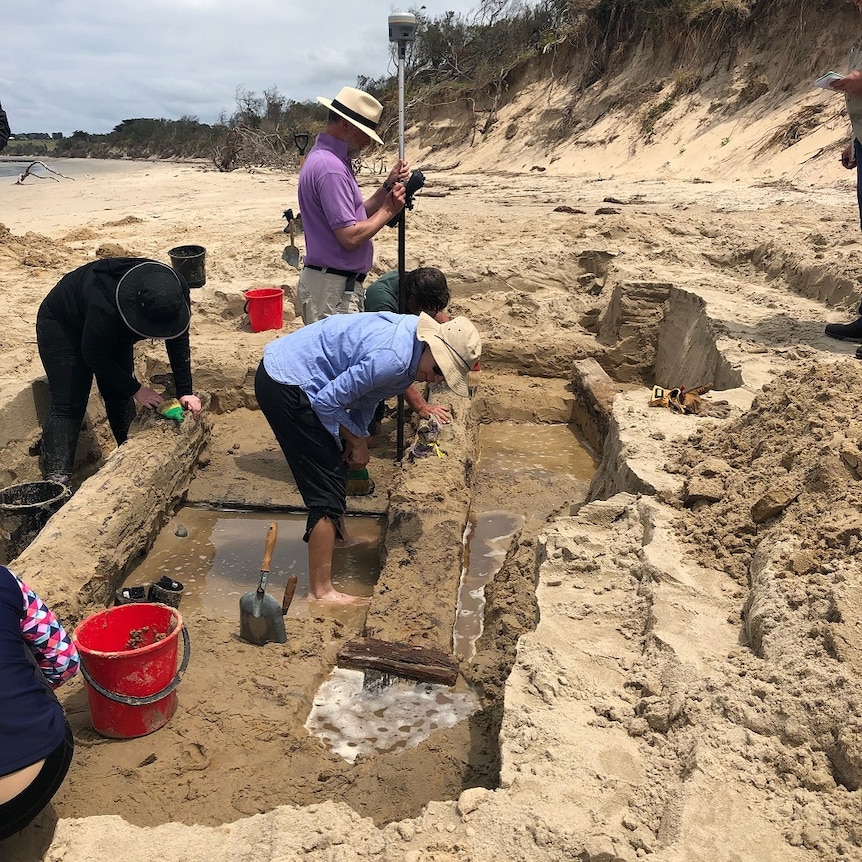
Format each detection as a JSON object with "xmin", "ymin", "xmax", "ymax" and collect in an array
[{"xmin": 815, "ymin": 72, "xmax": 844, "ymax": 89}]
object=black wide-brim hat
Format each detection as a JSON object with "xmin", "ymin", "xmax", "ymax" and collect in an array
[{"xmin": 116, "ymin": 261, "xmax": 191, "ymax": 339}]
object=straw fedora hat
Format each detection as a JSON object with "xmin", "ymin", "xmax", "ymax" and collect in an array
[
  {"xmin": 116, "ymin": 261, "xmax": 191, "ymax": 340},
  {"xmin": 317, "ymin": 86, "xmax": 384, "ymax": 145},
  {"xmin": 416, "ymin": 313, "xmax": 482, "ymax": 398}
]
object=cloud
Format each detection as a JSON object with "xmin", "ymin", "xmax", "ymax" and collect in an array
[{"xmin": 2, "ymin": 0, "xmax": 478, "ymax": 135}]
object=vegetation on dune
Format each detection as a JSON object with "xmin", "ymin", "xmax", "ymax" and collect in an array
[{"xmin": 4, "ymin": 0, "xmax": 839, "ymax": 170}]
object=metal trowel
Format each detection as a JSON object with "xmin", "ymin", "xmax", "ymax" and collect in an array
[
  {"xmin": 239, "ymin": 522, "xmax": 287, "ymax": 645},
  {"xmin": 282, "ymin": 217, "xmax": 300, "ymax": 269}
]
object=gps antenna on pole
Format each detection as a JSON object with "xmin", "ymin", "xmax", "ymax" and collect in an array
[{"xmin": 389, "ymin": 11, "xmax": 417, "ymax": 460}]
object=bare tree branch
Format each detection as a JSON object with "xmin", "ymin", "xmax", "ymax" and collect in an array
[{"xmin": 14, "ymin": 162, "xmax": 75, "ymax": 184}]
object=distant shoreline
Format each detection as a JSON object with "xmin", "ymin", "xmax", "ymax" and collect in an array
[{"xmin": 0, "ymin": 156, "xmax": 210, "ymax": 180}]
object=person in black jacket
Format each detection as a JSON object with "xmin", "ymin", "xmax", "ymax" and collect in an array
[{"xmin": 36, "ymin": 258, "xmax": 203, "ymax": 487}]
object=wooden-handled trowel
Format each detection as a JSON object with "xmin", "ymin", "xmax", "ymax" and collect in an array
[{"xmin": 239, "ymin": 522, "xmax": 287, "ymax": 645}]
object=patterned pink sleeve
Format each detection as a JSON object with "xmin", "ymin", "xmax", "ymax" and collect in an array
[{"xmin": 18, "ymin": 577, "xmax": 80, "ymax": 689}]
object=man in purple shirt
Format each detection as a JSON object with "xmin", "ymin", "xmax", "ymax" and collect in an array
[{"xmin": 296, "ymin": 86, "xmax": 408, "ymax": 323}]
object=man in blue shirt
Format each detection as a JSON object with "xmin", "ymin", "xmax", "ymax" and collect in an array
[{"xmin": 254, "ymin": 311, "xmax": 481, "ymax": 605}]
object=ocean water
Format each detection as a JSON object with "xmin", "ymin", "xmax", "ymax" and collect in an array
[
  {"xmin": 0, "ymin": 158, "xmax": 151, "ymax": 180},
  {"xmin": 0, "ymin": 159, "xmax": 42, "ymax": 179}
]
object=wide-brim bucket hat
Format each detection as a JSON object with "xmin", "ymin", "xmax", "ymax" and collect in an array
[
  {"xmin": 317, "ymin": 86, "xmax": 384, "ymax": 145},
  {"xmin": 416, "ymin": 313, "xmax": 482, "ymax": 398},
  {"xmin": 116, "ymin": 261, "xmax": 191, "ymax": 340}
]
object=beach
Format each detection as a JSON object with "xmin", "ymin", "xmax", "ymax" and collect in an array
[{"xmin": 2, "ymin": 124, "xmax": 862, "ymax": 861}]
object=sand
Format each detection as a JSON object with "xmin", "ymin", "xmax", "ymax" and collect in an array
[{"xmin": 2, "ymin": 67, "xmax": 862, "ymax": 860}]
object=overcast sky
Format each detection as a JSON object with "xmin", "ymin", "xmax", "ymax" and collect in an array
[{"xmin": 2, "ymin": 1, "xmax": 481, "ymax": 136}]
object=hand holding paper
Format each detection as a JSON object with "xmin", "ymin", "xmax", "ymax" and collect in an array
[
  {"xmin": 828, "ymin": 70, "xmax": 862, "ymax": 95},
  {"xmin": 815, "ymin": 72, "xmax": 844, "ymax": 89}
]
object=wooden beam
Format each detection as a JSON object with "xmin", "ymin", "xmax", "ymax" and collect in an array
[{"xmin": 336, "ymin": 638, "xmax": 460, "ymax": 686}]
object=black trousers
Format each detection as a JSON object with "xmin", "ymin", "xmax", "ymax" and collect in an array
[
  {"xmin": 0, "ymin": 721, "xmax": 74, "ymax": 841},
  {"xmin": 254, "ymin": 362, "xmax": 346, "ymax": 542},
  {"xmin": 856, "ymin": 139, "xmax": 862, "ymax": 235},
  {"xmin": 36, "ymin": 315, "xmax": 136, "ymax": 477}
]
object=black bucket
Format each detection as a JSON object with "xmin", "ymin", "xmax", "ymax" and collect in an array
[
  {"xmin": 148, "ymin": 576, "xmax": 184, "ymax": 609},
  {"xmin": 115, "ymin": 585, "xmax": 149, "ymax": 606},
  {"xmin": 0, "ymin": 481, "xmax": 70, "ymax": 561},
  {"xmin": 168, "ymin": 245, "xmax": 207, "ymax": 289}
]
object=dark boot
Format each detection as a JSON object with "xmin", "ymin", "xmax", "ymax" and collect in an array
[
  {"xmin": 41, "ymin": 413, "xmax": 82, "ymax": 480},
  {"xmin": 825, "ymin": 317, "xmax": 862, "ymax": 342}
]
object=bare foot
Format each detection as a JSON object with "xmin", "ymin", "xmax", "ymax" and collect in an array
[{"xmin": 309, "ymin": 590, "xmax": 371, "ymax": 606}]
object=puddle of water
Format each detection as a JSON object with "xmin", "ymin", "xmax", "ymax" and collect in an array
[
  {"xmin": 476, "ymin": 422, "xmax": 598, "ymax": 482},
  {"xmin": 446, "ymin": 422, "xmax": 595, "ymax": 661},
  {"xmin": 122, "ymin": 508, "xmax": 383, "ymax": 621},
  {"xmin": 453, "ymin": 511, "xmax": 524, "ymax": 662},
  {"xmin": 305, "ymin": 668, "xmax": 480, "ymax": 764}
]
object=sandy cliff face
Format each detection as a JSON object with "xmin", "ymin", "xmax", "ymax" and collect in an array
[{"xmin": 407, "ymin": 0, "xmax": 858, "ymax": 185}]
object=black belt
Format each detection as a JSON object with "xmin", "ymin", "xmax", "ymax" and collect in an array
[{"xmin": 304, "ymin": 264, "xmax": 366, "ymax": 282}]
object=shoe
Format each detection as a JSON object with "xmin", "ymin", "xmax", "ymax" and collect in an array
[
  {"xmin": 825, "ymin": 317, "xmax": 862, "ymax": 342},
  {"xmin": 856, "ymin": 345, "xmax": 862, "ymax": 360}
]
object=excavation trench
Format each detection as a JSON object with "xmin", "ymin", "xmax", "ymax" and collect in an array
[
  {"xmin": 4, "ymin": 368, "xmax": 596, "ymax": 828},
  {"xmin": 2, "ymin": 280, "xmax": 731, "ymax": 831}
]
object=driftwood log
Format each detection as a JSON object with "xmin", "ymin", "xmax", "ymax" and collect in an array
[
  {"xmin": 15, "ymin": 161, "xmax": 74, "ymax": 184},
  {"xmin": 337, "ymin": 637, "xmax": 460, "ymax": 686}
]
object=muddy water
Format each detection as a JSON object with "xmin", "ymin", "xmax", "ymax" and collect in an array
[
  {"xmin": 475, "ymin": 423, "xmax": 598, "ymax": 491},
  {"xmin": 304, "ymin": 669, "xmax": 480, "ymax": 763},
  {"xmin": 122, "ymin": 508, "xmax": 383, "ymax": 625},
  {"xmin": 455, "ymin": 511, "xmax": 525, "ymax": 661},
  {"xmin": 123, "ymin": 423, "xmax": 595, "ymax": 627}
]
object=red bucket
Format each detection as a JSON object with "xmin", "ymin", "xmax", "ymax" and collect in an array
[
  {"xmin": 72, "ymin": 603, "xmax": 190, "ymax": 739},
  {"xmin": 243, "ymin": 287, "xmax": 284, "ymax": 332}
]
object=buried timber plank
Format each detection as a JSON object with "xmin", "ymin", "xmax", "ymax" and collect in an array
[
  {"xmin": 11, "ymin": 399, "xmax": 212, "ymax": 624},
  {"xmin": 336, "ymin": 637, "xmax": 460, "ymax": 686},
  {"xmin": 570, "ymin": 358, "xmax": 617, "ymax": 454},
  {"xmin": 363, "ymin": 387, "xmax": 479, "ymax": 654}
]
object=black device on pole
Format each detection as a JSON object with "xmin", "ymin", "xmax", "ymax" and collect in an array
[
  {"xmin": 389, "ymin": 12, "xmax": 417, "ymax": 460},
  {"xmin": 386, "ymin": 169, "xmax": 425, "ymax": 228}
]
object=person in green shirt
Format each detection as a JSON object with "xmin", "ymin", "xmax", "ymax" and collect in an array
[
  {"xmin": 364, "ymin": 267, "xmax": 452, "ymax": 433},
  {"xmin": 365, "ymin": 266, "xmax": 449, "ymax": 318}
]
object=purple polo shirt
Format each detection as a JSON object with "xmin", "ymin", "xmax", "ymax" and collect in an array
[{"xmin": 297, "ymin": 133, "xmax": 373, "ymax": 274}]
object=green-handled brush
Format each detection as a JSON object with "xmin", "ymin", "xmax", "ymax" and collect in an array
[{"xmin": 346, "ymin": 468, "xmax": 375, "ymax": 496}]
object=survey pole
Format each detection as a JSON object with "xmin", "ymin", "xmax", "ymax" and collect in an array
[{"xmin": 388, "ymin": 12, "xmax": 417, "ymax": 460}]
